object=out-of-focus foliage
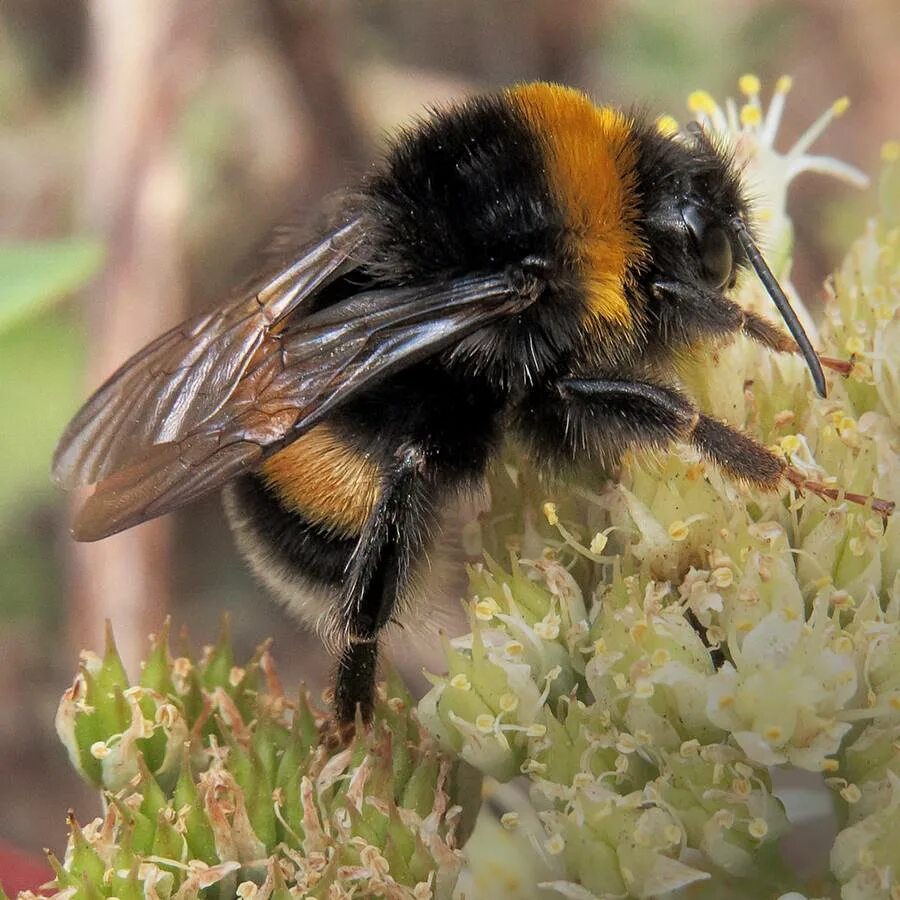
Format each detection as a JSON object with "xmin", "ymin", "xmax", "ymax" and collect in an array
[
  {"xmin": 0, "ymin": 239, "xmax": 99, "ymax": 620},
  {"xmin": 0, "ymin": 238, "xmax": 101, "ymax": 333}
]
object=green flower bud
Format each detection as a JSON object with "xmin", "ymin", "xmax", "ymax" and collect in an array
[
  {"xmin": 831, "ymin": 771, "xmax": 900, "ymax": 899},
  {"xmin": 658, "ymin": 743, "xmax": 788, "ymax": 876}
]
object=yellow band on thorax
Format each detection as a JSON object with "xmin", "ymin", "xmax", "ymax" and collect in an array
[{"xmin": 509, "ymin": 83, "xmax": 646, "ymax": 327}]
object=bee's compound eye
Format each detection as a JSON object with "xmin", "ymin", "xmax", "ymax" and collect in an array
[
  {"xmin": 700, "ymin": 226, "xmax": 733, "ymax": 289},
  {"xmin": 682, "ymin": 205, "xmax": 733, "ymax": 290}
]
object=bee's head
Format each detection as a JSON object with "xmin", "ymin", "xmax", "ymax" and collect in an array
[
  {"xmin": 632, "ymin": 122, "xmax": 825, "ymax": 395},
  {"xmin": 633, "ymin": 124, "xmax": 748, "ymax": 302}
]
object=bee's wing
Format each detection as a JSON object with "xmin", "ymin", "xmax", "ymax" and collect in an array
[
  {"xmin": 52, "ymin": 218, "xmax": 366, "ymax": 491},
  {"xmin": 64, "ymin": 268, "xmax": 535, "ymax": 541}
]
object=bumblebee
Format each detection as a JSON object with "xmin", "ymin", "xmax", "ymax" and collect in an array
[{"xmin": 54, "ymin": 82, "xmax": 875, "ymax": 738}]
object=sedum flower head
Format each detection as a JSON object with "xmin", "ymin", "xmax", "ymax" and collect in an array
[
  {"xmin": 418, "ymin": 78, "xmax": 898, "ymax": 897},
  {"xmin": 38, "ymin": 623, "xmax": 477, "ymax": 899},
  {"xmin": 830, "ymin": 771, "xmax": 900, "ymax": 900}
]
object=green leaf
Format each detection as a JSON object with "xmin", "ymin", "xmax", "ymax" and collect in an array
[
  {"xmin": 0, "ymin": 238, "xmax": 103, "ymax": 332},
  {"xmin": 0, "ymin": 309, "xmax": 85, "ymax": 529}
]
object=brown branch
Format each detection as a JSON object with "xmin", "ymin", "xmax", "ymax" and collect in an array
[{"xmin": 68, "ymin": 0, "xmax": 211, "ymax": 670}]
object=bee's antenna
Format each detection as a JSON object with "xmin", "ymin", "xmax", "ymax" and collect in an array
[{"xmin": 731, "ymin": 216, "xmax": 827, "ymax": 398}]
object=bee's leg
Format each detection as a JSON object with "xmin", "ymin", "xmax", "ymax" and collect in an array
[
  {"xmin": 689, "ymin": 412, "xmax": 893, "ymax": 516},
  {"xmin": 651, "ymin": 280, "xmax": 850, "ymax": 375},
  {"xmin": 557, "ymin": 379, "xmax": 893, "ymax": 515},
  {"xmin": 560, "ymin": 378, "xmax": 781, "ymax": 487},
  {"xmin": 740, "ymin": 309, "xmax": 852, "ymax": 375},
  {"xmin": 327, "ymin": 444, "xmax": 432, "ymax": 740}
]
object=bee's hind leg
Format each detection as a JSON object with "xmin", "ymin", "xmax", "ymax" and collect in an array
[
  {"xmin": 321, "ymin": 639, "xmax": 380, "ymax": 749},
  {"xmin": 321, "ymin": 444, "xmax": 433, "ymax": 747}
]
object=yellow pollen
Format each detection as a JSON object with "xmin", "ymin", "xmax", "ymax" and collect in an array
[
  {"xmin": 740, "ymin": 104, "xmax": 762, "ymax": 127},
  {"xmin": 845, "ymin": 335, "xmax": 865, "ymax": 355},
  {"xmin": 780, "ymin": 434, "xmax": 802, "ymax": 454},
  {"xmin": 718, "ymin": 694, "xmax": 735, "ymax": 710},
  {"xmin": 748, "ymin": 818, "xmax": 769, "ymax": 840},
  {"xmin": 775, "ymin": 75, "xmax": 794, "ymax": 94},
  {"xmin": 499, "ymin": 692, "xmax": 519, "ymax": 713},
  {"xmin": 449, "ymin": 673, "xmax": 471, "ymax": 692},
  {"xmin": 712, "ymin": 567, "xmax": 734, "ymax": 588},
  {"xmin": 738, "ymin": 74, "xmax": 761, "ymax": 97},
  {"xmin": 474, "ymin": 598, "xmax": 497, "ymax": 621},
  {"xmin": 526, "ymin": 723, "xmax": 547, "ymax": 738},
  {"xmin": 544, "ymin": 833, "xmax": 565, "ymax": 855},
  {"xmin": 764, "ymin": 726, "xmax": 783, "ymax": 742},
  {"xmin": 656, "ymin": 114, "xmax": 680, "ymax": 137},
  {"xmin": 831, "ymin": 96, "xmax": 851, "ymax": 117},
  {"xmin": 822, "ymin": 758, "xmax": 839, "ymax": 773},
  {"xmin": 500, "ymin": 812, "xmax": 519, "ymax": 829},
  {"xmin": 687, "ymin": 90, "xmax": 718, "ymax": 116},
  {"xmin": 668, "ymin": 520, "xmax": 689, "ymax": 541},
  {"xmin": 542, "ymin": 501, "xmax": 559, "ymax": 526},
  {"xmin": 475, "ymin": 714, "xmax": 495, "ymax": 733},
  {"xmin": 732, "ymin": 777, "xmax": 751, "ymax": 797}
]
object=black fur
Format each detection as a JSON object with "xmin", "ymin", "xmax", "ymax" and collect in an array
[{"xmin": 230, "ymin": 473, "xmax": 357, "ymax": 586}]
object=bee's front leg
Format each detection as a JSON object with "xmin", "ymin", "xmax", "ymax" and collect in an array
[
  {"xmin": 555, "ymin": 378, "xmax": 892, "ymax": 515},
  {"xmin": 739, "ymin": 309, "xmax": 853, "ymax": 376},
  {"xmin": 555, "ymin": 377, "xmax": 783, "ymax": 488}
]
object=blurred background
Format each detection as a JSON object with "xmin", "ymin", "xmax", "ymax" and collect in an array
[{"xmin": 0, "ymin": 0, "xmax": 897, "ymax": 866}]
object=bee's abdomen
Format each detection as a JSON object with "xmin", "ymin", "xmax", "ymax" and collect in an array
[
  {"xmin": 221, "ymin": 423, "xmax": 380, "ymax": 621},
  {"xmin": 258, "ymin": 423, "xmax": 381, "ymax": 537}
]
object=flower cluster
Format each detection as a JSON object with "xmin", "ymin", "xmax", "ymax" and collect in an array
[
  {"xmin": 22, "ymin": 621, "xmax": 477, "ymax": 900},
  {"xmin": 419, "ymin": 79, "xmax": 899, "ymax": 898}
]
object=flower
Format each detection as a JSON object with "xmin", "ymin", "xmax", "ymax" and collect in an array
[
  {"xmin": 418, "ymin": 78, "xmax": 898, "ymax": 898},
  {"xmin": 831, "ymin": 771, "xmax": 900, "ymax": 899},
  {"xmin": 686, "ymin": 75, "xmax": 868, "ymax": 275},
  {"xmin": 44, "ymin": 625, "xmax": 475, "ymax": 900}
]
